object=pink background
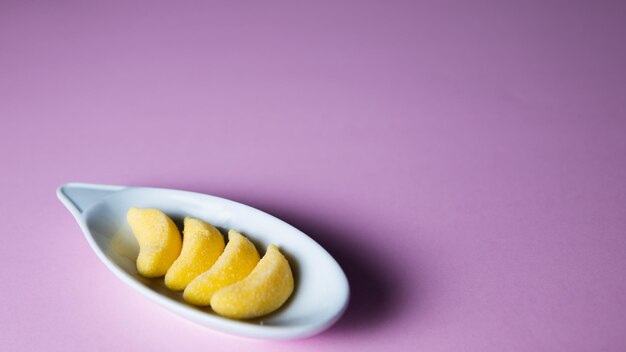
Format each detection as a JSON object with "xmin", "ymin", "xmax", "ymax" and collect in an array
[{"xmin": 1, "ymin": 1, "xmax": 625, "ymax": 351}]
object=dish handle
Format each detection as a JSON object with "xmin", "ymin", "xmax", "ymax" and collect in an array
[{"xmin": 57, "ymin": 183, "xmax": 126, "ymax": 219}]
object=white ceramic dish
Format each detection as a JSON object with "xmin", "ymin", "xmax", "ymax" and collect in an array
[{"xmin": 57, "ymin": 183, "xmax": 349, "ymax": 340}]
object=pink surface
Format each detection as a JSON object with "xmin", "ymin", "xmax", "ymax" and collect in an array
[{"xmin": 1, "ymin": 1, "xmax": 626, "ymax": 351}]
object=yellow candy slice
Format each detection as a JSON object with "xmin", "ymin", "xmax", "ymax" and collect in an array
[
  {"xmin": 127, "ymin": 208, "xmax": 182, "ymax": 278},
  {"xmin": 183, "ymin": 230, "xmax": 260, "ymax": 306},
  {"xmin": 164, "ymin": 217, "xmax": 225, "ymax": 290},
  {"xmin": 210, "ymin": 244, "xmax": 294, "ymax": 319}
]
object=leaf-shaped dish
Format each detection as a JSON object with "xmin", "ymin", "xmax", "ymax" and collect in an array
[{"xmin": 57, "ymin": 183, "xmax": 349, "ymax": 340}]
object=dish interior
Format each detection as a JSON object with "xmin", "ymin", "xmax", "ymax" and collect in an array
[{"xmin": 83, "ymin": 187, "xmax": 347, "ymax": 328}]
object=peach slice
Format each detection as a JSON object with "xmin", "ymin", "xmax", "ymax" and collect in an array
[
  {"xmin": 210, "ymin": 244, "xmax": 294, "ymax": 319},
  {"xmin": 183, "ymin": 230, "xmax": 260, "ymax": 305},
  {"xmin": 127, "ymin": 208, "xmax": 182, "ymax": 278},
  {"xmin": 164, "ymin": 217, "xmax": 225, "ymax": 290}
]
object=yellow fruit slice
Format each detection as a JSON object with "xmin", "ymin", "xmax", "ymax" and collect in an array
[
  {"xmin": 210, "ymin": 244, "xmax": 294, "ymax": 319},
  {"xmin": 127, "ymin": 208, "xmax": 182, "ymax": 278},
  {"xmin": 183, "ymin": 230, "xmax": 260, "ymax": 306},
  {"xmin": 164, "ymin": 217, "xmax": 225, "ymax": 290}
]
